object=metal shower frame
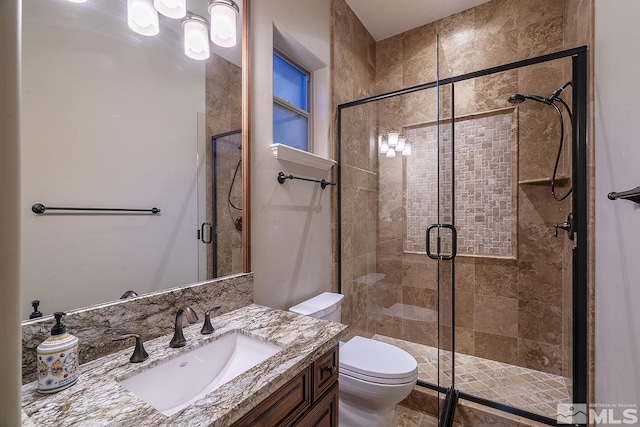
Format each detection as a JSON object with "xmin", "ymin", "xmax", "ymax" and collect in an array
[{"xmin": 336, "ymin": 45, "xmax": 589, "ymax": 427}]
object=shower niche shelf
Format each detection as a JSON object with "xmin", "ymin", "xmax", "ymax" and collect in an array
[{"xmin": 518, "ymin": 176, "xmax": 570, "ymax": 185}]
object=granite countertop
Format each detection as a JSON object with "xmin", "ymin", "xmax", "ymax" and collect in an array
[{"xmin": 22, "ymin": 304, "xmax": 348, "ymax": 426}]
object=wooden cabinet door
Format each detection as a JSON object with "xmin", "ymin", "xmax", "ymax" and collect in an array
[{"xmin": 296, "ymin": 383, "xmax": 338, "ymax": 427}]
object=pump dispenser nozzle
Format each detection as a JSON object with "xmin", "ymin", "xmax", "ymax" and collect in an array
[
  {"xmin": 51, "ymin": 312, "xmax": 67, "ymax": 336},
  {"xmin": 29, "ymin": 300, "xmax": 43, "ymax": 319}
]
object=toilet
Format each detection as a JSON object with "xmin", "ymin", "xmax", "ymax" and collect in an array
[{"xmin": 290, "ymin": 292, "xmax": 418, "ymax": 427}]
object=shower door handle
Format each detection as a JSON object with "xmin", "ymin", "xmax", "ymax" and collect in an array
[
  {"xmin": 425, "ymin": 224, "xmax": 457, "ymax": 260},
  {"xmin": 200, "ymin": 222, "xmax": 213, "ymax": 244}
]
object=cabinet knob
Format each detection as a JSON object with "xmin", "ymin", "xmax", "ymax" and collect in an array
[{"xmin": 323, "ymin": 366, "xmax": 337, "ymax": 375}]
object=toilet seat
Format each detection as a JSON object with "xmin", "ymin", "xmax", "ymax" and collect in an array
[{"xmin": 339, "ymin": 337, "xmax": 418, "ymax": 385}]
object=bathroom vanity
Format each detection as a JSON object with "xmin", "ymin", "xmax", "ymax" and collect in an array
[
  {"xmin": 235, "ymin": 345, "xmax": 339, "ymax": 426},
  {"xmin": 21, "ymin": 304, "xmax": 347, "ymax": 426}
]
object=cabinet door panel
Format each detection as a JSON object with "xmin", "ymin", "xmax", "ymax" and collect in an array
[
  {"xmin": 312, "ymin": 347, "xmax": 338, "ymax": 401},
  {"xmin": 297, "ymin": 382, "xmax": 338, "ymax": 427},
  {"xmin": 234, "ymin": 367, "xmax": 311, "ymax": 427}
]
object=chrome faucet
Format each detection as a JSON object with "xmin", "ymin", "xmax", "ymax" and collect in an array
[{"xmin": 169, "ymin": 306, "xmax": 199, "ymax": 348}]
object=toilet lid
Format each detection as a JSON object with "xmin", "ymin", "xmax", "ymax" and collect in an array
[{"xmin": 339, "ymin": 337, "xmax": 418, "ymax": 383}]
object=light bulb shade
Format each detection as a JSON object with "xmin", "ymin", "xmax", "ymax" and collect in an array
[
  {"xmin": 396, "ymin": 137, "xmax": 406, "ymax": 152},
  {"xmin": 154, "ymin": 0, "xmax": 186, "ymax": 19},
  {"xmin": 386, "ymin": 147, "xmax": 396, "ymax": 158},
  {"xmin": 127, "ymin": 0, "xmax": 160, "ymax": 36},
  {"xmin": 378, "ymin": 135, "xmax": 388, "ymax": 154},
  {"xmin": 67, "ymin": 0, "xmax": 88, "ymax": 3},
  {"xmin": 183, "ymin": 16, "xmax": 210, "ymax": 60},
  {"xmin": 388, "ymin": 131, "xmax": 399, "ymax": 147},
  {"xmin": 208, "ymin": 0, "xmax": 239, "ymax": 48},
  {"xmin": 402, "ymin": 142, "xmax": 412, "ymax": 156},
  {"xmin": 380, "ymin": 140, "xmax": 389, "ymax": 154}
]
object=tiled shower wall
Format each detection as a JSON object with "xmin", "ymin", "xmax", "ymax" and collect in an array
[
  {"xmin": 405, "ymin": 111, "xmax": 518, "ymax": 258},
  {"xmin": 331, "ymin": 0, "xmax": 378, "ymax": 337},
  {"xmin": 334, "ymin": 0, "xmax": 578, "ymax": 378},
  {"xmin": 206, "ymin": 53, "xmax": 243, "ymax": 278},
  {"xmin": 562, "ymin": 0, "xmax": 594, "ymax": 384}
]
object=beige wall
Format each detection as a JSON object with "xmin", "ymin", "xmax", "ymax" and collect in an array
[
  {"xmin": 250, "ymin": 0, "xmax": 334, "ymax": 310},
  {"xmin": 0, "ymin": 0, "xmax": 22, "ymax": 423},
  {"xmin": 20, "ymin": 1, "xmax": 205, "ymax": 318}
]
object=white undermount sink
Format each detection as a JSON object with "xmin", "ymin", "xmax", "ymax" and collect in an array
[{"xmin": 118, "ymin": 332, "xmax": 283, "ymax": 416}]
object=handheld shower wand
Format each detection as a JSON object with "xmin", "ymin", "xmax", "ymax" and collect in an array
[
  {"xmin": 508, "ymin": 82, "xmax": 573, "ymax": 201},
  {"xmin": 508, "ymin": 93, "xmax": 552, "ymax": 105}
]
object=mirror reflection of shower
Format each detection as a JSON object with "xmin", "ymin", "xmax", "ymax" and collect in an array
[
  {"xmin": 211, "ymin": 129, "xmax": 243, "ymax": 278},
  {"xmin": 509, "ymin": 81, "xmax": 573, "ymax": 201},
  {"xmin": 228, "ymin": 144, "xmax": 243, "ymax": 231}
]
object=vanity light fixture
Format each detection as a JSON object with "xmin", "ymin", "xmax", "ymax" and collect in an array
[
  {"xmin": 68, "ymin": 0, "xmax": 234, "ymax": 60},
  {"xmin": 208, "ymin": 0, "xmax": 239, "ymax": 48},
  {"xmin": 127, "ymin": 0, "xmax": 160, "ymax": 36},
  {"xmin": 154, "ymin": 0, "xmax": 187, "ymax": 19},
  {"xmin": 182, "ymin": 14, "xmax": 210, "ymax": 60},
  {"xmin": 379, "ymin": 132, "xmax": 411, "ymax": 157}
]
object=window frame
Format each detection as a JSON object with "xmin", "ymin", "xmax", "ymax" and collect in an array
[{"xmin": 273, "ymin": 50, "xmax": 313, "ymax": 152}]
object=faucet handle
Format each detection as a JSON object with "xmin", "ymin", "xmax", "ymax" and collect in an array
[
  {"xmin": 201, "ymin": 306, "xmax": 222, "ymax": 335},
  {"xmin": 113, "ymin": 333, "xmax": 149, "ymax": 363},
  {"xmin": 553, "ymin": 213, "xmax": 574, "ymax": 240}
]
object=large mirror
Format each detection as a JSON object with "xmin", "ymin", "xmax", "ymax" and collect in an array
[{"xmin": 20, "ymin": 0, "xmax": 246, "ymax": 320}]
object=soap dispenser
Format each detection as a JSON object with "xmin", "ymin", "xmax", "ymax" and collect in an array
[{"xmin": 37, "ymin": 312, "xmax": 79, "ymax": 393}]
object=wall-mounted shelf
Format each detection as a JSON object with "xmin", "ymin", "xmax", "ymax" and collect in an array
[
  {"xmin": 270, "ymin": 143, "xmax": 336, "ymax": 171},
  {"xmin": 518, "ymin": 176, "xmax": 570, "ymax": 185}
]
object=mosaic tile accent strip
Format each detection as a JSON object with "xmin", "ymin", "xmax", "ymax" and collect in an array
[
  {"xmin": 405, "ymin": 110, "xmax": 518, "ymax": 258},
  {"xmin": 374, "ymin": 334, "xmax": 571, "ymax": 420}
]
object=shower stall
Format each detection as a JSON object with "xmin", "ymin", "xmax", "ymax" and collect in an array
[
  {"xmin": 201, "ymin": 129, "xmax": 243, "ymax": 279},
  {"xmin": 337, "ymin": 45, "xmax": 588, "ymax": 426}
]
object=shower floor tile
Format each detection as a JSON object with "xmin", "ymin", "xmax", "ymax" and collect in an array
[
  {"xmin": 374, "ymin": 334, "xmax": 571, "ymax": 420},
  {"xmin": 397, "ymin": 405, "xmax": 439, "ymax": 427}
]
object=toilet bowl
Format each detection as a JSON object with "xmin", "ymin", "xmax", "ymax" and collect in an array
[{"xmin": 290, "ymin": 292, "xmax": 418, "ymax": 427}]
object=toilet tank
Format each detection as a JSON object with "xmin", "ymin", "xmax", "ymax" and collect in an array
[{"xmin": 289, "ymin": 292, "xmax": 344, "ymax": 323}]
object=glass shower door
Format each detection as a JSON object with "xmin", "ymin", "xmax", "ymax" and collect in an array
[
  {"xmin": 435, "ymin": 78, "xmax": 458, "ymax": 425},
  {"xmin": 337, "ymin": 44, "xmax": 588, "ymax": 427},
  {"xmin": 210, "ymin": 130, "xmax": 243, "ymax": 279},
  {"xmin": 447, "ymin": 58, "xmax": 575, "ymax": 422}
]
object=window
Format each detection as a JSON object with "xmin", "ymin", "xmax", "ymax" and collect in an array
[{"xmin": 273, "ymin": 52, "xmax": 311, "ymax": 151}]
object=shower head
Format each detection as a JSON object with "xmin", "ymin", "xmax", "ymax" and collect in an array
[
  {"xmin": 508, "ymin": 94, "xmax": 526, "ymax": 105},
  {"xmin": 508, "ymin": 93, "xmax": 552, "ymax": 106}
]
